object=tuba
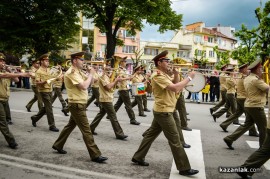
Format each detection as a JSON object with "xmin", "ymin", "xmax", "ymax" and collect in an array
[
  {"xmin": 110, "ymin": 56, "xmax": 122, "ymax": 82},
  {"xmin": 46, "ymin": 66, "xmax": 62, "ymax": 84}
]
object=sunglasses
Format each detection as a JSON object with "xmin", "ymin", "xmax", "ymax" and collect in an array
[{"xmin": 160, "ymin": 58, "xmax": 170, "ymax": 63}]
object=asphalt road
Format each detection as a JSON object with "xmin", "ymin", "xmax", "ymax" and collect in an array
[{"xmin": 0, "ymin": 90, "xmax": 269, "ymax": 179}]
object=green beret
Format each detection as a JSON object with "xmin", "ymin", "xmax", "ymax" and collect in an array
[
  {"xmin": 70, "ymin": 52, "xmax": 85, "ymax": 59},
  {"xmin": 247, "ymin": 58, "xmax": 261, "ymax": 70},
  {"xmin": 152, "ymin": 50, "xmax": 169, "ymax": 63},
  {"xmin": 0, "ymin": 53, "xmax": 6, "ymax": 60}
]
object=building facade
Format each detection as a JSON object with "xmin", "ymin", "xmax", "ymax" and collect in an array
[{"xmin": 170, "ymin": 22, "xmax": 238, "ymax": 69}]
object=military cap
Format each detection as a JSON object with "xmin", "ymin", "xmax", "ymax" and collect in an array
[
  {"xmin": 0, "ymin": 53, "xmax": 6, "ymax": 60},
  {"xmin": 152, "ymin": 50, "xmax": 169, "ymax": 63},
  {"xmin": 134, "ymin": 65, "xmax": 142, "ymax": 72},
  {"xmin": 70, "ymin": 51, "xmax": 85, "ymax": 59},
  {"xmin": 247, "ymin": 58, "xmax": 261, "ymax": 70},
  {"xmin": 120, "ymin": 56, "xmax": 128, "ymax": 62},
  {"xmin": 226, "ymin": 66, "xmax": 234, "ymax": 71},
  {"xmin": 239, "ymin": 63, "xmax": 248, "ymax": 70},
  {"xmin": 220, "ymin": 64, "xmax": 227, "ymax": 70},
  {"xmin": 38, "ymin": 53, "xmax": 50, "ymax": 61}
]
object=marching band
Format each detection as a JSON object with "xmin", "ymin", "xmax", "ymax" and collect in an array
[{"xmin": 1, "ymin": 49, "xmax": 270, "ymax": 178}]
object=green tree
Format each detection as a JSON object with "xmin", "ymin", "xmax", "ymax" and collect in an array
[
  {"xmin": 193, "ymin": 49, "xmax": 209, "ymax": 68},
  {"xmin": 78, "ymin": 0, "xmax": 182, "ymax": 66},
  {"xmin": 232, "ymin": 1, "xmax": 270, "ymax": 64},
  {"xmin": 213, "ymin": 46, "xmax": 230, "ymax": 69},
  {"xmin": 0, "ymin": 0, "xmax": 80, "ymax": 59}
]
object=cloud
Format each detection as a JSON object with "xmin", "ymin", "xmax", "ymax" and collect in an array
[{"xmin": 141, "ymin": 0, "xmax": 265, "ymax": 41}]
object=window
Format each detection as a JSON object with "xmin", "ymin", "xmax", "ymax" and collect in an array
[
  {"xmin": 197, "ymin": 50, "xmax": 202, "ymax": 56},
  {"xmin": 208, "ymin": 37, "xmax": 214, "ymax": 43},
  {"xmin": 144, "ymin": 48, "xmax": 159, "ymax": 56},
  {"xmin": 177, "ymin": 51, "xmax": 183, "ymax": 57},
  {"xmin": 123, "ymin": 30, "xmax": 134, "ymax": 38},
  {"xmin": 122, "ymin": 45, "xmax": 136, "ymax": 53},
  {"xmin": 194, "ymin": 35, "xmax": 202, "ymax": 43},
  {"xmin": 101, "ymin": 44, "xmax": 106, "ymax": 52},
  {"xmin": 209, "ymin": 51, "xmax": 215, "ymax": 57},
  {"xmin": 99, "ymin": 30, "xmax": 106, "ymax": 36}
]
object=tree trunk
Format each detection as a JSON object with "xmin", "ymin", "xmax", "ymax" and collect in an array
[{"xmin": 106, "ymin": 32, "xmax": 116, "ymax": 67}]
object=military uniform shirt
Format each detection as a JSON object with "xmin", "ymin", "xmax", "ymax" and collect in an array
[
  {"xmin": 30, "ymin": 66, "xmax": 38, "ymax": 86},
  {"xmin": 226, "ymin": 77, "xmax": 236, "ymax": 94},
  {"xmin": 99, "ymin": 74, "xmax": 114, "ymax": 102},
  {"xmin": 219, "ymin": 72, "xmax": 227, "ymax": 91},
  {"xmin": 92, "ymin": 72, "xmax": 99, "ymax": 88},
  {"xmin": 152, "ymin": 70, "xmax": 177, "ymax": 112},
  {"xmin": 132, "ymin": 74, "xmax": 146, "ymax": 89},
  {"xmin": 53, "ymin": 76, "xmax": 63, "ymax": 88},
  {"xmin": 244, "ymin": 73, "xmax": 268, "ymax": 107},
  {"xmin": 36, "ymin": 67, "xmax": 53, "ymax": 92},
  {"xmin": 117, "ymin": 67, "xmax": 129, "ymax": 90},
  {"xmin": 64, "ymin": 66, "xmax": 88, "ymax": 104},
  {"xmin": 236, "ymin": 74, "xmax": 246, "ymax": 99},
  {"xmin": 0, "ymin": 71, "xmax": 11, "ymax": 101}
]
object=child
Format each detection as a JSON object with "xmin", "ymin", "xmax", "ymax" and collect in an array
[{"xmin": 201, "ymin": 83, "xmax": 210, "ymax": 102}]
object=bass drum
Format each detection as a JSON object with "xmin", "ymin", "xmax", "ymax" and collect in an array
[{"xmin": 185, "ymin": 72, "xmax": 206, "ymax": 92}]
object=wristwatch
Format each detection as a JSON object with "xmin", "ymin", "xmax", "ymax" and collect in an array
[{"xmin": 187, "ymin": 76, "xmax": 192, "ymax": 81}]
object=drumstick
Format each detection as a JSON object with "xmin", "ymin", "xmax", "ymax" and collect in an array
[{"xmin": 186, "ymin": 84, "xmax": 194, "ymax": 87}]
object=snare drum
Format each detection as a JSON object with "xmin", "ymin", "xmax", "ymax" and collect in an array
[{"xmin": 132, "ymin": 83, "xmax": 145, "ymax": 96}]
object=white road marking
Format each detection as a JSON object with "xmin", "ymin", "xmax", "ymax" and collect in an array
[
  {"xmin": 169, "ymin": 129, "xmax": 206, "ymax": 179},
  {"xmin": 246, "ymin": 141, "xmax": 270, "ymax": 170},
  {"xmin": 0, "ymin": 154, "xmax": 131, "ymax": 179}
]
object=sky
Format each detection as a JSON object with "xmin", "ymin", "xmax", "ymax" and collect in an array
[{"xmin": 140, "ymin": 0, "xmax": 267, "ymax": 42}]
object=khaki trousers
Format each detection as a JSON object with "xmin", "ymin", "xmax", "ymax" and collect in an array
[
  {"xmin": 241, "ymin": 128, "xmax": 270, "ymax": 176},
  {"xmin": 211, "ymin": 90, "xmax": 227, "ymax": 112},
  {"xmin": 114, "ymin": 90, "xmax": 136, "ymax": 121},
  {"xmin": 213, "ymin": 93, "xmax": 236, "ymax": 118},
  {"xmin": 225, "ymin": 107, "xmax": 267, "ymax": 147},
  {"xmin": 31, "ymin": 92, "xmax": 56, "ymax": 128},
  {"xmin": 86, "ymin": 87, "xmax": 99, "ymax": 108},
  {"xmin": 176, "ymin": 94, "xmax": 188, "ymax": 128},
  {"xmin": 52, "ymin": 87, "xmax": 67, "ymax": 110},
  {"xmin": 26, "ymin": 85, "xmax": 43, "ymax": 110},
  {"xmin": 53, "ymin": 103, "xmax": 101, "ymax": 159},
  {"xmin": 90, "ymin": 102, "xmax": 125, "ymax": 138},
  {"xmin": 131, "ymin": 95, "xmax": 145, "ymax": 115},
  {"xmin": 220, "ymin": 98, "xmax": 257, "ymax": 134},
  {"xmin": 0, "ymin": 101, "xmax": 16, "ymax": 145},
  {"xmin": 132, "ymin": 111, "xmax": 191, "ymax": 171}
]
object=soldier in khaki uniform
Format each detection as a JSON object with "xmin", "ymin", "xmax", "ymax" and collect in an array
[
  {"xmin": 31, "ymin": 54, "xmax": 59, "ymax": 132},
  {"xmin": 113, "ymin": 57, "xmax": 140, "ymax": 125},
  {"xmin": 0, "ymin": 53, "xmax": 31, "ymax": 149},
  {"xmin": 90, "ymin": 66, "xmax": 128, "ymax": 140},
  {"xmin": 131, "ymin": 66, "xmax": 147, "ymax": 117},
  {"xmin": 52, "ymin": 52, "xmax": 107, "ymax": 163},
  {"xmin": 141, "ymin": 66, "xmax": 151, "ymax": 112},
  {"xmin": 26, "ymin": 59, "xmax": 43, "ymax": 112},
  {"xmin": 212, "ymin": 67, "xmax": 237, "ymax": 122},
  {"xmin": 86, "ymin": 64, "xmax": 100, "ymax": 108},
  {"xmin": 131, "ymin": 50, "xmax": 198, "ymax": 176},
  {"xmin": 224, "ymin": 58, "xmax": 269, "ymax": 150},
  {"xmin": 236, "ymin": 91, "xmax": 270, "ymax": 179},
  {"xmin": 210, "ymin": 65, "xmax": 232, "ymax": 117},
  {"xmin": 220, "ymin": 64, "xmax": 258, "ymax": 136},
  {"xmin": 51, "ymin": 65, "xmax": 69, "ymax": 116}
]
